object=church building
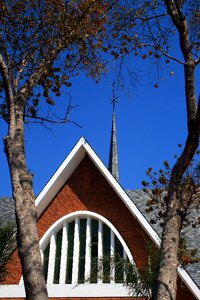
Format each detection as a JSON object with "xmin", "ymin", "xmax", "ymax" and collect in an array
[{"xmin": 0, "ymin": 107, "xmax": 199, "ymax": 300}]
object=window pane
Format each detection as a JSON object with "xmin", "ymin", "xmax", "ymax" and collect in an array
[
  {"xmin": 78, "ymin": 219, "xmax": 87, "ymax": 283},
  {"xmin": 115, "ymin": 236, "xmax": 124, "ymax": 283},
  {"xmin": 90, "ymin": 219, "xmax": 98, "ymax": 283},
  {"xmin": 43, "ymin": 242, "xmax": 50, "ymax": 281},
  {"xmin": 103, "ymin": 224, "xmax": 110, "ymax": 283},
  {"xmin": 54, "ymin": 228, "xmax": 63, "ymax": 284},
  {"xmin": 66, "ymin": 221, "xmax": 75, "ymax": 284}
]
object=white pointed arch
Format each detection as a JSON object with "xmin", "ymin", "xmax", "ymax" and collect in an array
[
  {"xmin": 40, "ymin": 210, "xmax": 133, "ymax": 261},
  {"xmin": 40, "ymin": 210, "xmax": 134, "ymax": 288}
]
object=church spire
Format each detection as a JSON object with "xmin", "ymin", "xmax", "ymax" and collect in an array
[{"xmin": 108, "ymin": 82, "xmax": 119, "ymax": 181}]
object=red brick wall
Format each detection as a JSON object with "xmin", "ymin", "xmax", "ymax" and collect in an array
[
  {"xmin": 2, "ymin": 155, "xmax": 197, "ymax": 300},
  {"xmin": 37, "ymin": 155, "xmax": 150, "ymax": 268}
]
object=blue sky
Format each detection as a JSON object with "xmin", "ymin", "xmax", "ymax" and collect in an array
[{"xmin": 0, "ymin": 56, "xmax": 199, "ymax": 197}]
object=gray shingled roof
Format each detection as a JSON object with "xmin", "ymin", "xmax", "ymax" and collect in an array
[
  {"xmin": 126, "ymin": 189, "xmax": 200, "ymax": 289},
  {"xmin": 0, "ymin": 192, "xmax": 199, "ymax": 290},
  {"xmin": 0, "ymin": 197, "xmax": 15, "ymax": 226}
]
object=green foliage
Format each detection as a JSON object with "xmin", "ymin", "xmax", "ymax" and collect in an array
[
  {"xmin": 142, "ymin": 148, "xmax": 200, "ymax": 228},
  {"xmin": 89, "ymin": 240, "xmax": 159, "ymax": 300},
  {"xmin": 178, "ymin": 237, "xmax": 200, "ymax": 266},
  {"xmin": 0, "ymin": 223, "xmax": 16, "ymax": 283},
  {"xmin": 124, "ymin": 241, "xmax": 160, "ymax": 299},
  {"xmin": 142, "ymin": 148, "xmax": 200, "ymax": 267}
]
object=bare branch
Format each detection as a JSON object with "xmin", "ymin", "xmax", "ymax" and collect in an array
[
  {"xmin": 24, "ymin": 114, "xmax": 82, "ymax": 128},
  {"xmin": 0, "ymin": 26, "xmax": 33, "ymax": 47},
  {"xmin": 139, "ymin": 13, "xmax": 167, "ymax": 22},
  {"xmin": 24, "ymin": 114, "xmax": 68, "ymax": 124},
  {"xmin": 157, "ymin": 46, "xmax": 185, "ymax": 65},
  {"xmin": 145, "ymin": 19, "xmax": 185, "ymax": 65},
  {"xmin": 24, "ymin": 95, "xmax": 82, "ymax": 128}
]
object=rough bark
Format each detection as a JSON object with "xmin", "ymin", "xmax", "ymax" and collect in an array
[
  {"xmin": 0, "ymin": 17, "xmax": 75, "ymax": 298},
  {"xmin": 3, "ymin": 103, "xmax": 48, "ymax": 300},
  {"xmin": 153, "ymin": 126, "xmax": 199, "ymax": 300},
  {"xmin": 0, "ymin": 53, "xmax": 48, "ymax": 299},
  {"xmin": 152, "ymin": 2, "xmax": 200, "ymax": 299}
]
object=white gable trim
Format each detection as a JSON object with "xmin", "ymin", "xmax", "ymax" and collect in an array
[
  {"xmin": 36, "ymin": 137, "xmax": 86, "ymax": 217},
  {"xmin": 34, "ymin": 137, "xmax": 200, "ymax": 299},
  {"xmin": 36, "ymin": 137, "xmax": 160, "ymax": 246},
  {"xmin": 177, "ymin": 266, "xmax": 200, "ymax": 299}
]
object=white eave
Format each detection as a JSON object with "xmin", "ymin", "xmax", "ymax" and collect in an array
[{"xmin": 35, "ymin": 137, "xmax": 200, "ymax": 300}]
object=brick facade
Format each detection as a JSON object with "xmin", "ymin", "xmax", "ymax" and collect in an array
[{"xmin": 1, "ymin": 155, "xmax": 197, "ymax": 300}]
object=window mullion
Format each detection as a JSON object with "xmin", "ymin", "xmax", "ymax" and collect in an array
[
  {"xmin": 72, "ymin": 217, "xmax": 79, "ymax": 284},
  {"xmin": 59, "ymin": 222, "xmax": 68, "ymax": 284},
  {"xmin": 98, "ymin": 220, "xmax": 103, "ymax": 283},
  {"xmin": 123, "ymin": 249, "xmax": 127, "ymax": 281},
  {"xmin": 84, "ymin": 217, "xmax": 91, "ymax": 281},
  {"xmin": 110, "ymin": 230, "xmax": 115, "ymax": 283},
  {"xmin": 47, "ymin": 233, "xmax": 56, "ymax": 284}
]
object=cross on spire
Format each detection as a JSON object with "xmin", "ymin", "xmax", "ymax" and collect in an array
[{"xmin": 111, "ymin": 80, "xmax": 119, "ymax": 112}]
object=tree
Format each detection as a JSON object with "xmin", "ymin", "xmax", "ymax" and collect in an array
[
  {"xmin": 0, "ymin": 1, "xmax": 135, "ymax": 299},
  {"xmin": 125, "ymin": 1, "xmax": 200, "ymax": 299},
  {"xmin": 142, "ymin": 149, "xmax": 200, "ymax": 266},
  {"xmin": 143, "ymin": 149, "xmax": 200, "ymax": 229},
  {"xmin": 1, "ymin": 1, "xmax": 199, "ymax": 299},
  {"xmin": 105, "ymin": 1, "xmax": 200, "ymax": 298}
]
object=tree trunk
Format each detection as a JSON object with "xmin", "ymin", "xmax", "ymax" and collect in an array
[
  {"xmin": 152, "ymin": 194, "xmax": 182, "ymax": 300},
  {"xmin": 4, "ymin": 97, "xmax": 48, "ymax": 300},
  {"xmin": 151, "ymin": 0, "xmax": 200, "ymax": 289},
  {"xmin": 152, "ymin": 122, "xmax": 199, "ymax": 300},
  {"xmin": 152, "ymin": 113, "xmax": 199, "ymax": 299}
]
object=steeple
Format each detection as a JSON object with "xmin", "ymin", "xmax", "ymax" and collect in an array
[{"xmin": 108, "ymin": 82, "xmax": 119, "ymax": 181}]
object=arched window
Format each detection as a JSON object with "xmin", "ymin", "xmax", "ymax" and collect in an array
[{"xmin": 40, "ymin": 211, "xmax": 133, "ymax": 285}]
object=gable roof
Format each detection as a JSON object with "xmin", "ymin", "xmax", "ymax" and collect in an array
[
  {"xmin": 35, "ymin": 137, "xmax": 200, "ymax": 299},
  {"xmin": 35, "ymin": 137, "xmax": 160, "ymax": 245},
  {"xmin": 0, "ymin": 137, "xmax": 199, "ymax": 299}
]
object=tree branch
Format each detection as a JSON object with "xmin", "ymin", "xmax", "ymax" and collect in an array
[
  {"xmin": 139, "ymin": 13, "xmax": 167, "ymax": 22},
  {"xmin": 25, "ymin": 95, "xmax": 82, "ymax": 128},
  {"xmin": 174, "ymin": 0, "xmax": 184, "ymax": 22},
  {"xmin": 164, "ymin": 0, "xmax": 183, "ymax": 31},
  {"xmin": 196, "ymin": 95, "xmax": 200, "ymax": 132},
  {"xmin": 157, "ymin": 45, "xmax": 185, "ymax": 65},
  {"xmin": 0, "ymin": 54, "xmax": 14, "ymax": 106},
  {"xmin": 194, "ymin": 57, "xmax": 200, "ymax": 66},
  {"xmin": 0, "ymin": 54, "xmax": 16, "ymax": 137},
  {"xmin": 24, "ymin": 114, "xmax": 82, "ymax": 128},
  {"xmin": 18, "ymin": 46, "xmax": 63, "ymax": 101},
  {"xmin": 145, "ymin": 18, "xmax": 184, "ymax": 65}
]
